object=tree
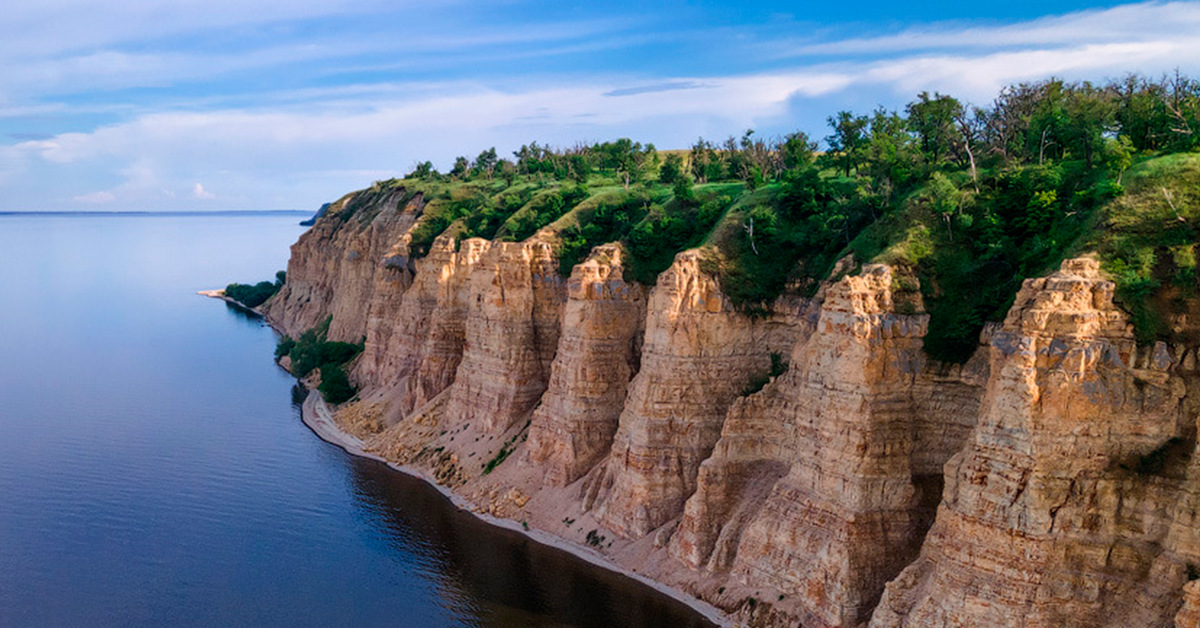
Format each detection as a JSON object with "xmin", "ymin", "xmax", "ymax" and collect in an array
[
  {"xmin": 907, "ymin": 91, "xmax": 963, "ymax": 168},
  {"xmin": 474, "ymin": 147, "xmax": 499, "ymax": 179},
  {"xmin": 926, "ymin": 172, "xmax": 962, "ymax": 241},
  {"xmin": 318, "ymin": 363, "xmax": 356, "ymax": 404},
  {"xmin": 659, "ymin": 153, "xmax": 686, "ymax": 185},
  {"xmin": 450, "ymin": 156, "xmax": 470, "ymax": 179},
  {"xmin": 780, "ymin": 131, "xmax": 817, "ymax": 172},
  {"xmin": 599, "ymin": 138, "xmax": 646, "ymax": 188},
  {"xmin": 825, "ymin": 111, "xmax": 869, "ymax": 177},
  {"xmin": 1061, "ymin": 82, "xmax": 1116, "ymax": 168},
  {"xmin": 1103, "ymin": 135, "xmax": 1134, "ymax": 184},
  {"xmin": 409, "ymin": 161, "xmax": 436, "ymax": 180},
  {"xmin": 862, "ymin": 107, "xmax": 919, "ymax": 200},
  {"xmin": 689, "ymin": 138, "xmax": 719, "ymax": 183}
]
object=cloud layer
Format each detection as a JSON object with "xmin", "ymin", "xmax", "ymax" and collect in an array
[{"xmin": 3, "ymin": 1, "xmax": 1199, "ymax": 210}]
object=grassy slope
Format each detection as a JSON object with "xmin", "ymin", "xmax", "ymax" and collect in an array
[{"xmin": 330, "ymin": 152, "xmax": 1200, "ymax": 362}]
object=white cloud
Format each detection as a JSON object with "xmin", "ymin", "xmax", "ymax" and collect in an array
[
  {"xmin": 73, "ymin": 190, "xmax": 115, "ymax": 203},
  {"xmin": 193, "ymin": 183, "xmax": 215, "ymax": 200},
  {"xmin": 779, "ymin": 1, "xmax": 1200, "ymax": 56},
  {"xmin": 4, "ymin": 1, "xmax": 1200, "ymax": 211}
]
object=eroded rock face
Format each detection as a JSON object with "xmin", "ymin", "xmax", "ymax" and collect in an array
[
  {"xmin": 267, "ymin": 186, "xmax": 1200, "ymax": 628},
  {"xmin": 524, "ymin": 244, "xmax": 646, "ymax": 487},
  {"xmin": 356, "ymin": 234, "xmax": 488, "ymax": 416},
  {"xmin": 265, "ymin": 189, "xmax": 422, "ymax": 341},
  {"xmin": 668, "ymin": 265, "xmax": 984, "ymax": 627},
  {"xmin": 583, "ymin": 251, "xmax": 806, "ymax": 538},
  {"xmin": 436, "ymin": 238, "xmax": 566, "ymax": 434},
  {"xmin": 872, "ymin": 258, "xmax": 1200, "ymax": 628}
]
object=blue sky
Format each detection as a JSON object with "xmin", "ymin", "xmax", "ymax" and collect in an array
[{"xmin": 2, "ymin": 0, "xmax": 1198, "ymax": 211}]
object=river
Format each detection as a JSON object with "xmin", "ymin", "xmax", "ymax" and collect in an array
[{"xmin": 0, "ymin": 212, "xmax": 712, "ymax": 628}]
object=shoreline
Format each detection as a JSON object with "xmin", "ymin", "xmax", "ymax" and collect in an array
[
  {"xmin": 197, "ymin": 290, "xmax": 266, "ymax": 317},
  {"xmin": 198, "ymin": 288, "xmax": 730, "ymax": 627},
  {"xmin": 299, "ymin": 391, "xmax": 732, "ymax": 628}
]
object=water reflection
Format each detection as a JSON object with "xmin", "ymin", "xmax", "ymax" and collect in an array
[
  {"xmin": 341, "ymin": 441, "xmax": 714, "ymax": 628},
  {"xmin": 0, "ymin": 213, "xmax": 714, "ymax": 628}
]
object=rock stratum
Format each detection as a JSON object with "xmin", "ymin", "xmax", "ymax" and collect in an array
[{"xmin": 263, "ymin": 188, "xmax": 1200, "ymax": 627}]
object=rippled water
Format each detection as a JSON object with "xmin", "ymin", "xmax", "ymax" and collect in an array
[{"xmin": 0, "ymin": 213, "xmax": 711, "ymax": 628}]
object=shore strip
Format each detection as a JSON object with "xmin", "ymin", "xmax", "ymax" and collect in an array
[
  {"xmin": 198, "ymin": 289, "xmax": 731, "ymax": 627},
  {"xmin": 299, "ymin": 392, "xmax": 732, "ymax": 627},
  {"xmin": 196, "ymin": 290, "xmax": 266, "ymax": 316}
]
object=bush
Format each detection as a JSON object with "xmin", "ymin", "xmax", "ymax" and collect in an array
[
  {"xmin": 274, "ymin": 337, "xmax": 295, "ymax": 359},
  {"xmin": 624, "ymin": 192, "xmax": 730, "ymax": 284},
  {"xmin": 502, "ymin": 185, "xmax": 589, "ymax": 242},
  {"xmin": 275, "ymin": 317, "xmax": 364, "ymax": 405},
  {"xmin": 557, "ymin": 191, "xmax": 649, "ymax": 275},
  {"xmin": 318, "ymin": 363, "xmax": 356, "ymax": 404},
  {"xmin": 224, "ymin": 279, "xmax": 281, "ymax": 308}
]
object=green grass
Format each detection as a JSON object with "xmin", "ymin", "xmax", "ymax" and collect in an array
[{"xmin": 1090, "ymin": 154, "xmax": 1200, "ymax": 343}]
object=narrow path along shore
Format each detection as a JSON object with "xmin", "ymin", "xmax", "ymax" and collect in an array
[
  {"xmin": 198, "ymin": 289, "xmax": 731, "ymax": 627},
  {"xmin": 197, "ymin": 290, "xmax": 266, "ymax": 316}
]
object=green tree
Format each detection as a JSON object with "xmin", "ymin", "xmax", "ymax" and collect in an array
[
  {"xmin": 318, "ymin": 363, "xmax": 356, "ymax": 404},
  {"xmin": 409, "ymin": 161, "xmax": 436, "ymax": 179},
  {"xmin": 825, "ymin": 111, "xmax": 869, "ymax": 176},
  {"xmin": 906, "ymin": 91, "xmax": 963, "ymax": 169},
  {"xmin": 474, "ymin": 147, "xmax": 499, "ymax": 179},
  {"xmin": 659, "ymin": 153, "xmax": 686, "ymax": 185},
  {"xmin": 780, "ymin": 131, "xmax": 817, "ymax": 172}
]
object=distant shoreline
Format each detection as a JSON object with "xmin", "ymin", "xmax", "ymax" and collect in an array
[
  {"xmin": 197, "ymin": 290, "xmax": 266, "ymax": 317},
  {"xmin": 0, "ymin": 210, "xmax": 309, "ymax": 216}
]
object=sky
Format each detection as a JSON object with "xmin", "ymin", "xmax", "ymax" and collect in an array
[{"xmin": 2, "ymin": 0, "xmax": 1199, "ymax": 211}]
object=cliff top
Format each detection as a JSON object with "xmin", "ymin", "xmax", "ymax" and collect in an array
[{"xmin": 309, "ymin": 74, "xmax": 1200, "ymax": 362}]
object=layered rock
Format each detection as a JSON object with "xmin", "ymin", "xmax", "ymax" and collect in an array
[
  {"xmin": 265, "ymin": 188, "xmax": 422, "ymax": 340},
  {"xmin": 524, "ymin": 244, "xmax": 647, "ymax": 487},
  {"xmin": 872, "ymin": 258, "xmax": 1200, "ymax": 627},
  {"xmin": 356, "ymin": 234, "xmax": 488, "ymax": 416},
  {"xmin": 667, "ymin": 265, "xmax": 983, "ymax": 627},
  {"xmin": 583, "ymin": 250, "xmax": 806, "ymax": 538},
  {"xmin": 436, "ymin": 238, "xmax": 566, "ymax": 434},
  {"xmin": 264, "ymin": 179, "xmax": 1200, "ymax": 628}
]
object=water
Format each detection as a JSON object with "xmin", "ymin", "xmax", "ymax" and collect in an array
[{"xmin": 0, "ymin": 213, "xmax": 711, "ymax": 628}]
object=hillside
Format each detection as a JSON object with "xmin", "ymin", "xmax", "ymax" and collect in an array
[{"xmin": 258, "ymin": 74, "xmax": 1200, "ymax": 627}]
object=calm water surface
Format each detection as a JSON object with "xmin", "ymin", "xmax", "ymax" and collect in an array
[{"xmin": 0, "ymin": 213, "xmax": 711, "ymax": 628}]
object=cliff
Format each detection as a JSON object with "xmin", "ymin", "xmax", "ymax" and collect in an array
[{"xmin": 262, "ymin": 184, "xmax": 1200, "ymax": 627}]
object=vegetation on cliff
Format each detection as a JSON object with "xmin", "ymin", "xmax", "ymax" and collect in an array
[
  {"xmin": 224, "ymin": 271, "xmax": 286, "ymax": 308},
  {"xmin": 275, "ymin": 316, "xmax": 363, "ymax": 404},
  {"xmin": 319, "ymin": 72, "xmax": 1200, "ymax": 362}
]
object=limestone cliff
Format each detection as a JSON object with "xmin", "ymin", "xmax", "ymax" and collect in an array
[
  {"xmin": 262, "ymin": 186, "xmax": 1200, "ymax": 628},
  {"xmin": 264, "ymin": 188, "xmax": 423, "ymax": 341},
  {"xmin": 523, "ymin": 244, "xmax": 646, "ymax": 487},
  {"xmin": 581, "ymin": 250, "xmax": 807, "ymax": 538},
  {"xmin": 663, "ymin": 265, "xmax": 984, "ymax": 627},
  {"xmin": 872, "ymin": 259, "xmax": 1200, "ymax": 628}
]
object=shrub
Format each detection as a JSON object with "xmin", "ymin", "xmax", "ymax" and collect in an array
[
  {"xmin": 318, "ymin": 363, "xmax": 356, "ymax": 404},
  {"xmin": 274, "ymin": 337, "xmax": 295, "ymax": 359},
  {"xmin": 224, "ymin": 279, "xmax": 280, "ymax": 308}
]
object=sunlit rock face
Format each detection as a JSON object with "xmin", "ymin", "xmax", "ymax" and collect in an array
[
  {"xmin": 270, "ymin": 188, "xmax": 1200, "ymax": 628},
  {"xmin": 873, "ymin": 258, "xmax": 1200, "ymax": 628}
]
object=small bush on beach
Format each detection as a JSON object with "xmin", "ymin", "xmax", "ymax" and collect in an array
[
  {"xmin": 318, "ymin": 363, "xmax": 356, "ymax": 404},
  {"xmin": 224, "ymin": 270, "xmax": 285, "ymax": 308},
  {"xmin": 277, "ymin": 316, "xmax": 364, "ymax": 404}
]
